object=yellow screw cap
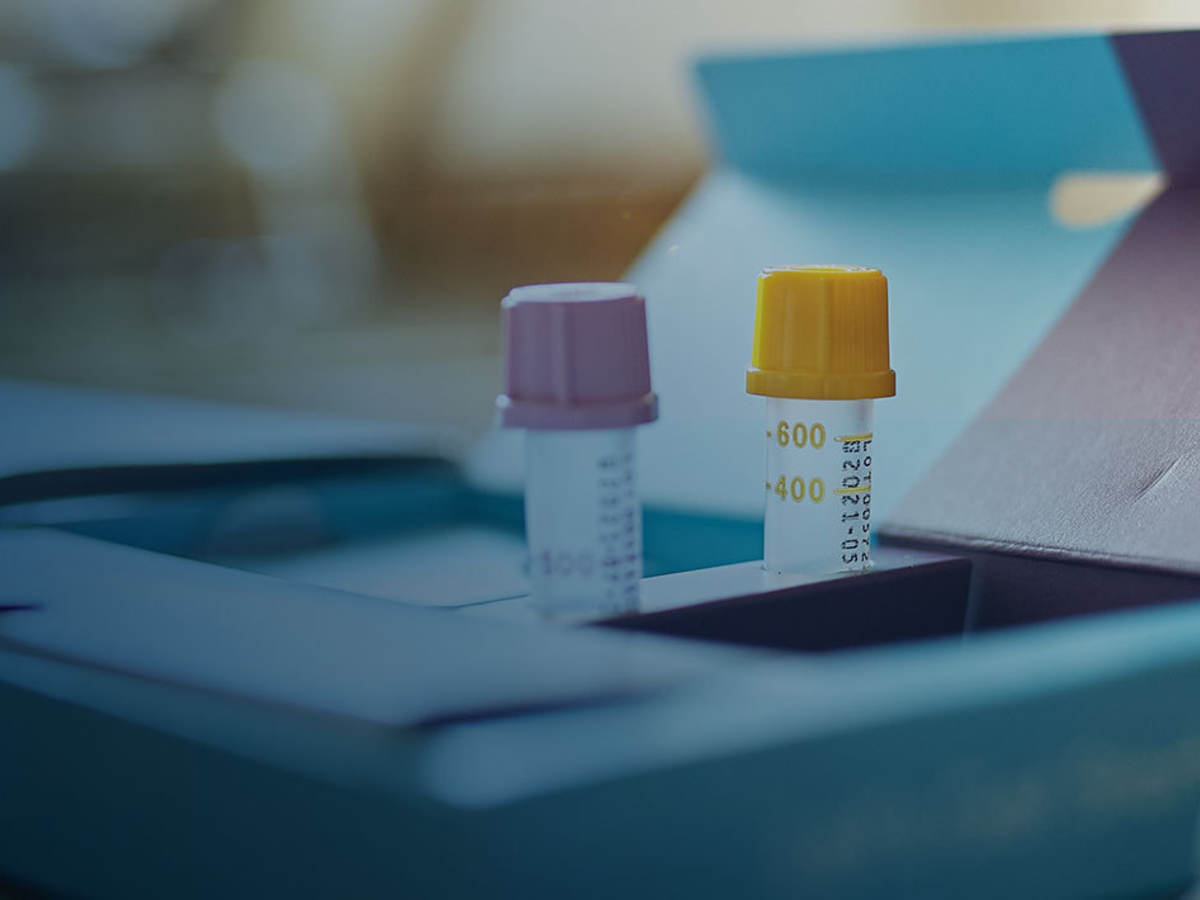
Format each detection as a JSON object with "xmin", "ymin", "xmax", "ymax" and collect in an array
[{"xmin": 746, "ymin": 265, "xmax": 896, "ymax": 400}]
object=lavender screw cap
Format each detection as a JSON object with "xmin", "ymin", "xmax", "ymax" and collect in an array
[{"xmin": 498, "ymin": 282, "xmax": 658, "ymax": 430}]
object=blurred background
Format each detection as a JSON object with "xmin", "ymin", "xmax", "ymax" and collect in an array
[{"xmin": 1, "ymin": 0, "xmax": 1197, "ymax": 439}]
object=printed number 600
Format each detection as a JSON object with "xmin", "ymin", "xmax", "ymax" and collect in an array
[{"xmin": 777, "ymin": 421, "xmax": 826, "ymax": 449}]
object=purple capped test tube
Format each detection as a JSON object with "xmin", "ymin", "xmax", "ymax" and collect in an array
[{"xmin": 497, "ymin": 283, "xmax": 658, "ymax": 617}]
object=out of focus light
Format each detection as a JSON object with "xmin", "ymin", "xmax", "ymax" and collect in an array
[
  {"xmin": 293, "ymin": 0, "xmax": 433, "ymax": 65},
  {"xmin": 153, "ymin": 239, "xmax": 276, "ymax": 347},
  {"xmin": 28, "ymin": 0, "xmax": 202, "ymax": 69},
  {"xmin": 0, "ymin": 65, "xmax": 41, "ymax": 169},
  {"xmin": 1050, "ymin": 171, "xmax": 1165, "ymax": 228},
  {"xmin": 211, "ymin": 57, "xmax": 378, "ymax": 330},
  {"xmin": 214, "ymin": 60, "xmax": 339, "ymax": 181}
]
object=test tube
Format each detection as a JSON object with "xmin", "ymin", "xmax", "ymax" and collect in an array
[
  {"xmin": 746, "ymin": 266, "xmax": 896, "ymax": 575},
  {"xmin": 497, "ymin": 283, "xmax": 658, "ymax": 617}
]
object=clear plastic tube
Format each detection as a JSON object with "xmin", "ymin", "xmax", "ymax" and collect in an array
[
  {"xmin": 524, "ymin": 428, "xmax": 640, "ymax": 617},
  {"xmin": 763, "ymin": 397, "xmax": 874, "ymax": 575}
]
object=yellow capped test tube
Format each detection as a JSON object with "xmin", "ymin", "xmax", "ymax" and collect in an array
[{"xmin": 746, "ymin": 266, "xmax": 896, "ymax": 574}]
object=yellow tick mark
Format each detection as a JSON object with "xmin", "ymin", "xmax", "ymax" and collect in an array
[
  {"xmin": 835, "ymin": 432, "xmax": 873, "ymax": 443},
  {"xmin": 834, "ymin": 485, "xmax": 873, "ymax": 495}
]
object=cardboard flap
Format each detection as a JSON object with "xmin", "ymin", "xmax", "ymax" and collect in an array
[
  {"xmin": 697, "ymin": 33, "xmax": 1156, "ymax": 177},
  {"xmin": 881, "ymin": 32, "xmax": 1200, "ymax": 579},
  {"xmin": 1113, "ymin": 31, "xmax": 1200, "ymax": 185},
  {"xmin": 885, "ymin": 186, "xmax": 1200, "ymax": 576}
]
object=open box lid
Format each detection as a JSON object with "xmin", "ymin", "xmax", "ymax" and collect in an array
[
  {"xmin": 623, "ymin": 30, "xmax": 1200, "ymax": 606},
  {"xmin": 884, "ymin": 35, "xmax": 1200, "ymax": 570}
]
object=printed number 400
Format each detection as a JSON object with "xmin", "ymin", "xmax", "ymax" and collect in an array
[{"xmin": 774, "ymin": 475, "xmax": 825, "ymax": 503}]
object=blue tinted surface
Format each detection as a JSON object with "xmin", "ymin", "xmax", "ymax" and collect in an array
[{"xmin": 697, "ymin": 33, "xmax": 1157, "ymax": 176}]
